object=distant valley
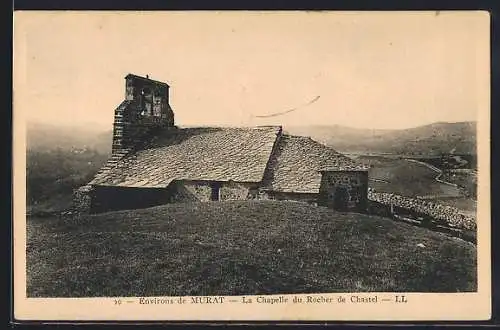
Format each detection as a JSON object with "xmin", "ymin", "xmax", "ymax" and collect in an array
[
  {"xmin": 27, "ymin": 121, "xmax": 477, "ymax": 156},
  {"xmin": 284, "ymin": 121, "xmax": 477, "ymax": 156},
  {"xmin": 26, "ymin": 122, "xmax": 112, "ymax": 154}
]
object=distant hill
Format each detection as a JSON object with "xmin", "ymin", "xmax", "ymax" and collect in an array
[
  {"xmin": 284, "ymin": 122, "xmax": 477, "ymax": 156},
  {"xmin": 26, "ymin": 122, "xmax": 112, "ymax": 154},
  {"xmin": 27, "ymin": 121, "xmax": 476, "ymax": 156}
]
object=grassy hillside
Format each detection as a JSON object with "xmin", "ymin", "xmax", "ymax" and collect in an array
[
  {"xmin": 27, "ymin": 201, "xmax": 477, "ymax": 297},
  {"xmin": 367, "ymin": 158, "xmax": 461, "ymax": 197},
  {"xmin": 353, "ymin": 155, "xmax": 476, "ymax": 214},
  {"xmin": 285, "ymin": 121, "xmax": 476, "ymax": 155},
  {"xmin": 27, "ymin": 149, "xmax": 109, "ymax": 214},
  {"xmin": 26, "ymin": 123, "xmax": 111, "ymax": 215}
]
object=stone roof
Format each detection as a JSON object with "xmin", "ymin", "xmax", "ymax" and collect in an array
[
  {"xmin": 90, "ymin": 126, "xmax": 282, "ymax": 188},
  {"xmin": 89, "ymin": 126, "xmax": 367, "ymax": 191},
  {"xmin": 261, "ymin": 135, "xmax": 368, "ymax": 194}
]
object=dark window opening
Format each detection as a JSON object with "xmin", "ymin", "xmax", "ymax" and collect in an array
[{"xmin": 210, "ymin": 182, "xmax": 221, "ymax": 201}]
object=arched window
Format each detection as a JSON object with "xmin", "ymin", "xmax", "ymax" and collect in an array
[{"xmin": 140, "ymin": 87, "xmax": 153, "ymax": 115}]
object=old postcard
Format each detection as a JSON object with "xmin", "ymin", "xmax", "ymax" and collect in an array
[{"xmin": 13, "ymin": 11, "xmax": 491, "ymax": 321}]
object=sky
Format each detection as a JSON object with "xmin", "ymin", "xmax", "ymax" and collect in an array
[{"xmin": 14, "ymin": 11, "xmax": 489, "ymax": 130}]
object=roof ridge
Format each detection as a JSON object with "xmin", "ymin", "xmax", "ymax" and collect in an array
[
  {"xmin": 125, "ymin": 73, "xmax": 170, "ymax": 87},
  {"xmin": 282, "ymin": 134, "xmax": 313, "ymax": 139}
]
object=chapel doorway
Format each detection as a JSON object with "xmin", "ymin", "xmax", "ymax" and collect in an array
[
  {"xmin": 210, "ymin": 182, "xmax": 222, "ymax": 201},
  {"xmin": 333, "ymin": 187, "xmax": 349, "ymax": 211}
]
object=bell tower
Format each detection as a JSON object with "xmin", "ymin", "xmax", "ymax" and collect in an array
[{"xmin": 112, "ymin": 74, "xmax": 175, "ymax": 153}]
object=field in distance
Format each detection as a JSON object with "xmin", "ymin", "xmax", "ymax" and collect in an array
[{"xmin": 352, "ymin": 154, "xmax": 477, "ymax": 215}]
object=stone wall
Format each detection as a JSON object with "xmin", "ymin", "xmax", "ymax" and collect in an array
[
  {"xmin": 73, "ymin": 185, "xmax": 94, "ymax": 214},
  {"xmin": 172, "ymin": 180, "xmax": 254, "ymax": 202},
  {"xmin": 178, "ymin": 181, "xmax": 213, "ymax": 202},
  {"xmin": 89, "ymin": 185, "xmax": 172, "ymax": 213},
  {"xmin": 73, "ymin": 180, "xmax": 255, "ymax": 214},
  {"xmin": 73, "ymin": 184, "xmax": 173, "ymax": 214},
  {"xmin": 220, "ymin": 181, "xmax": 254, "ymax": 201},
  {"xmin": 260, "ymin": 191, "xmax": 318, "ymax": 205},
  {"xmin": 367, "ymin": 188, "xmax": 476, "ymax": 231},
  {"xmin": 318, "ymin": 171, "xmax": 368, "ymax": 212}
]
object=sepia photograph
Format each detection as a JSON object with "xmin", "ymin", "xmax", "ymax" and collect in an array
[{"xmin": 13, "ymin": 10, "xmax": 490, "ymax": 321}]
